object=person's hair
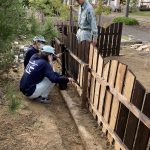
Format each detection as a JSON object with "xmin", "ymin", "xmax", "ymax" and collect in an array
[{"xmin": 38, "ymin": 52, "xmax": 52, "ymax": 62}]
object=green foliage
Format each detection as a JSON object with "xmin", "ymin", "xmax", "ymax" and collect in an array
[
  {"xmin": 5, "ymin": 82, "xmax": 21, "ymax": 112},
  {"xmin": 9, "ymin": 95, "xmax": 21, "ymax": 112},
  {"xmin": 130, "ymin": 0, "xmax": 138, "ymax": 12},
  {"xmin": 113, "ymin": 17, "xmax": 139, "ymax": 25},
  {"xmin": 95, "ymin": 0, "xmax": 111, "ymax": 15},
  {"xmin": 26, "ymin": 0, "xmax": 69, "ymax": 19},
  {"xmin": 0, "ymin": 0, "xmax": 29, "ymax": 71},
  {"xmin": 41, "ymin": 17, "xmax": 59, "ymax": 40}
]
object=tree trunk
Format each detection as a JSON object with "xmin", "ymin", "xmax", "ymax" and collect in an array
[{"xmin": 125, "ymin": 0, "xmax": 130, "ymax": 17}]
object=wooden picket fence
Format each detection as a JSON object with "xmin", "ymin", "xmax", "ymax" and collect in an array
[
  {"xmin": 54, "ymin": 21, "xmax": 123, "ymax": 57},
  {"xmin": 53, "ymin": 22, "xmax": 150, "ymax": 150}
]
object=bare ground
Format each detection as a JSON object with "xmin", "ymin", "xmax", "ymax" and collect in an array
[
  {"xmin": 0, "ymin": 66, "xmax": 84, "ymax": 150},
  {"xmin": 105, "ymin": 45, "xmax": 150, "ymax": 92}
]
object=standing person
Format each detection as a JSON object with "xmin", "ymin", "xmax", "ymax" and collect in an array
[
  {"xmin": 20, "ymin": 45, "xmax": 73, "ymax": 104},
  {"xmin": 76, "ymin": 0, "xmax": 98, "ymax": 46},
  {"xmin": 24, "ymin": 35, "xmax": 46, "ymax": 68}
]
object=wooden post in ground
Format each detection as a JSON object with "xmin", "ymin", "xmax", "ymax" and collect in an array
[
  {"xmin": 81, "ymin": 64, "xmax": 89, "ymax": 107},
  {"xmin": 61, "ymin": 44, "xmax": 66, "ymax": 75}
]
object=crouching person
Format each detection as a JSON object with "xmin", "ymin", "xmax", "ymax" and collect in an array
[{"xmin": 20, "ymin": 45, "xmax": 73, "ymax": 104}]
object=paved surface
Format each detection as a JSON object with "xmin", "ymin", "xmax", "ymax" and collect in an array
[{"xmin": 100, "ymin": 14, "xmax": 150, "ymax": 43}]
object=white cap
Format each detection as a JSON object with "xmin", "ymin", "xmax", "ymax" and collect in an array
[
  {"xmin": 41, "ymin": 45, "xmax": 55, "ymax": 54},
  {"xmin": 33, "ymin": 35, "xmax": 46, "ymax": 42}
]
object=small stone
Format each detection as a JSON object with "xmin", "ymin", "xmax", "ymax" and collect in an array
[
  {"xmin": 14, "ymin": 41, "xmax": 19, "ymax": 45},
  {"xmin": 136, "ymin": 47, "xmax": 143, "ymax": 51},
  {"xmin": 19, "ymin": 54, "xmax": 24, "ymax": 59},
  {"xmin": 13, "ymin": 68, "xmax": 18, "ymax": 72},
  {"xmin": 145, "ymin": 48, "xmax": 150, "ymax": 52}
]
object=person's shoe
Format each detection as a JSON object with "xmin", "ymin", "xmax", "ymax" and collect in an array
[
  {"xmin": 33, "ymin": 96, "xmax": 51, "ymax": 104},
  {"xmin": 39, "ymin": 97, "xmax": 51, "ymax": 104}
]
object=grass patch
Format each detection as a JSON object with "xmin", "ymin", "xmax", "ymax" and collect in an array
[
  {"xmin": 113, "ymin": 17, "xmax": 139, "ymax": 25},
  {"xmin": 2, "ymin": 80, "xmax": 22, "ymax": 113},
  {"xmin": 130, "ymin": 11, "xmax": 150, "ymax": 17}
]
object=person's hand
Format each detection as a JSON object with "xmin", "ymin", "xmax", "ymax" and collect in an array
[
  {"xmin": 92, "ymin": 40, "xmax": 97, "ymax": 47},
  {"xmin": 68, "ymin": 77, "xmax": 74, "ymax": 84},
  {"xmin": 56, "ymin": 53, "xmax": 63, "ymax": 58}
]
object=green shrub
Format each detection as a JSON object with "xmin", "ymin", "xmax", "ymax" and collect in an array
[
  {"xmin": 113, "ymin": 17, "xmax": 139, "ymax": 25},
  {"xmin": 9, "ymin": 95, "xmax": 21, "ymax": 112},
  {"xmin": 41, "ymin": 17, "xmax": 59, "ymax": 40}
]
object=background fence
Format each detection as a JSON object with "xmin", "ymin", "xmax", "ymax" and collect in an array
[
  {"xmin": 54, "ymin": 21, "xmax": 123, "ymax": 57},
  {"xmin": 53, "ymin": 22, "xmax": 150, "ymax": 150}
]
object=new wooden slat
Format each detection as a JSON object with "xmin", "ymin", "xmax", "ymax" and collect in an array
[
  {"xmin": 102, "ymin": 60, "xmax": 118, "ymax": 133},
  {"xmin": 79, "ymin": 64, "xmax": 84, "ymax": 88},
  {"xmin": 98, "ymin": 61, "xmax": 110, "ymax": 115},
  {"xmin": 88, "ymin": 44, "xmax": 94, "ymax": 99},
  {"xmin": 104, "ymin": 60, "xmax": 118, "ymax": 129},
  {"xmin": 109, "ymin": 63, "xmax": 126, "ymax": 128},
  {"xmin": 116, "ymin": 23, "xmax": 123, "ymax": 56},
  {"xmin": 108, "ymin": 63, "xmax": 126, "ymax": 146},
  {"xmin": 93, "ymin": 55, "xmax": 104, "ymax": 109},
  {"xmin": 89, "ymin": 47, "xmax": 98, "ymax": 104},
  {"xmin": 88, "ymin": 44, "xmax": 94, "ymax": 68},
  {"xmin": 115, "ymin": 70, "xmax": 136, "ymax": 140}
]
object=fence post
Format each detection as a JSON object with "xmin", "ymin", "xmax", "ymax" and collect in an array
[
  {"xmin": 81, "ymin": 64, "xmax": 89, "ymax": 107},
  {"xmin": 61, "ymin": 44, "xmax": 66, "ymax": 75}
]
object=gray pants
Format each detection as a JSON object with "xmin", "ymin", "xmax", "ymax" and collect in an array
[{"xmin": 29, "ymin": 77, "xmax": 55, "ymax": 99}]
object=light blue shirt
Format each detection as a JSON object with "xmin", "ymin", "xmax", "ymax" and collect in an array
[{"xmin": 76, "ymin": 1, "xmax": 98, "ymax": 42}]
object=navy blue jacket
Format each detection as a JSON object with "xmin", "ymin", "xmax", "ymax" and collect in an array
[
  {"xmin": 24, "ymin": 46, "xmax": 38, "ymax": 68},
  {"xmin": 20, "ymin": 54, "xmax": 69, "ymax": 96}
]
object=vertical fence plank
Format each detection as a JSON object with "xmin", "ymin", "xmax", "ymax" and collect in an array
[
  {"xmin": 107, "ymin": 24, "xmax": 114, "ymax": 56},
  {"xmin": 102, "ymin": 60, "xmax": 118, "ymax": 134},
  {"xmin": 133, "ymin": 122, "xmax": 150, "ymax": 150},
  {"xmin": 103, "ymin": 27, "xmax": 109, "ymax": 57},
  {"xmin": 112, "ymin": 23, "xmax": 119, "ymax": 56},
  {"xmin": 98, "ymin": 61, "xmax": 110, "ymax": 115},
  {"xmin": 116, "ymin": 23, "xmax": 123, "ymax": 56},
  {"xmin": 133, "ymin": 93, "xmax": 150, "ymax": 150},
  {"xmin": 93, "ymin": 55, "xmax": 104, "ymax": 109},
  {"xmin": 89, "ymin": 46, "xmax": 98, "ymax": 104},
  {"xmin": 108, "ymin": 63, "xmax": 127, "ymax": 147},
  {"xmin": 123, "ymin": 81, "xmax": 146, "ymax": 150},
  {"xmin": 99, "ymin": 27, "xmax": 105, "ymax": 56},
  {"xmin": 115, "ymin": 71, "xmax": 136, "ymax": 140}
]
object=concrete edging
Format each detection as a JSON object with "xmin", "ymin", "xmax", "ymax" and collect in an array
[{"xmin": 59, "ymin": 89, "xmax": 106, "ymax": 150}]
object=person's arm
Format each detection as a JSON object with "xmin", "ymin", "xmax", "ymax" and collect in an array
[
  {"xmin": 44, "ymin": 64, "xmax": 69, "ymax": 84},
  {"xmin": 87, "ymin": 8, "xmax": 98, "ymax": 46}
]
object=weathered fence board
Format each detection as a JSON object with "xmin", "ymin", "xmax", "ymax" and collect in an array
[
  {"xmin": 54, "ymin": 21, "xmax": 150, "ymax": 150},
  {"xmin": 55, "ymin": 22, "xmax": 123, "ymax": 57}
]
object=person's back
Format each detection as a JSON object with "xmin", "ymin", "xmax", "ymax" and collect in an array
[
  {"xmin": 24, "ymin": 46, "xmax": 38, "ymax": 68},
  {"xmin": 23, "ymin": 35, "xmax": 46, "ymax": 68}
]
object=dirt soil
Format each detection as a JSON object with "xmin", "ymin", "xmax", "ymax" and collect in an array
[
  {"xmin": 0, "ymin": 66, "xmax": 84, "ymax": 150},
  {"xmin": 105, "ymin": 45, "xmax": 150, "ymax": 92}
]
